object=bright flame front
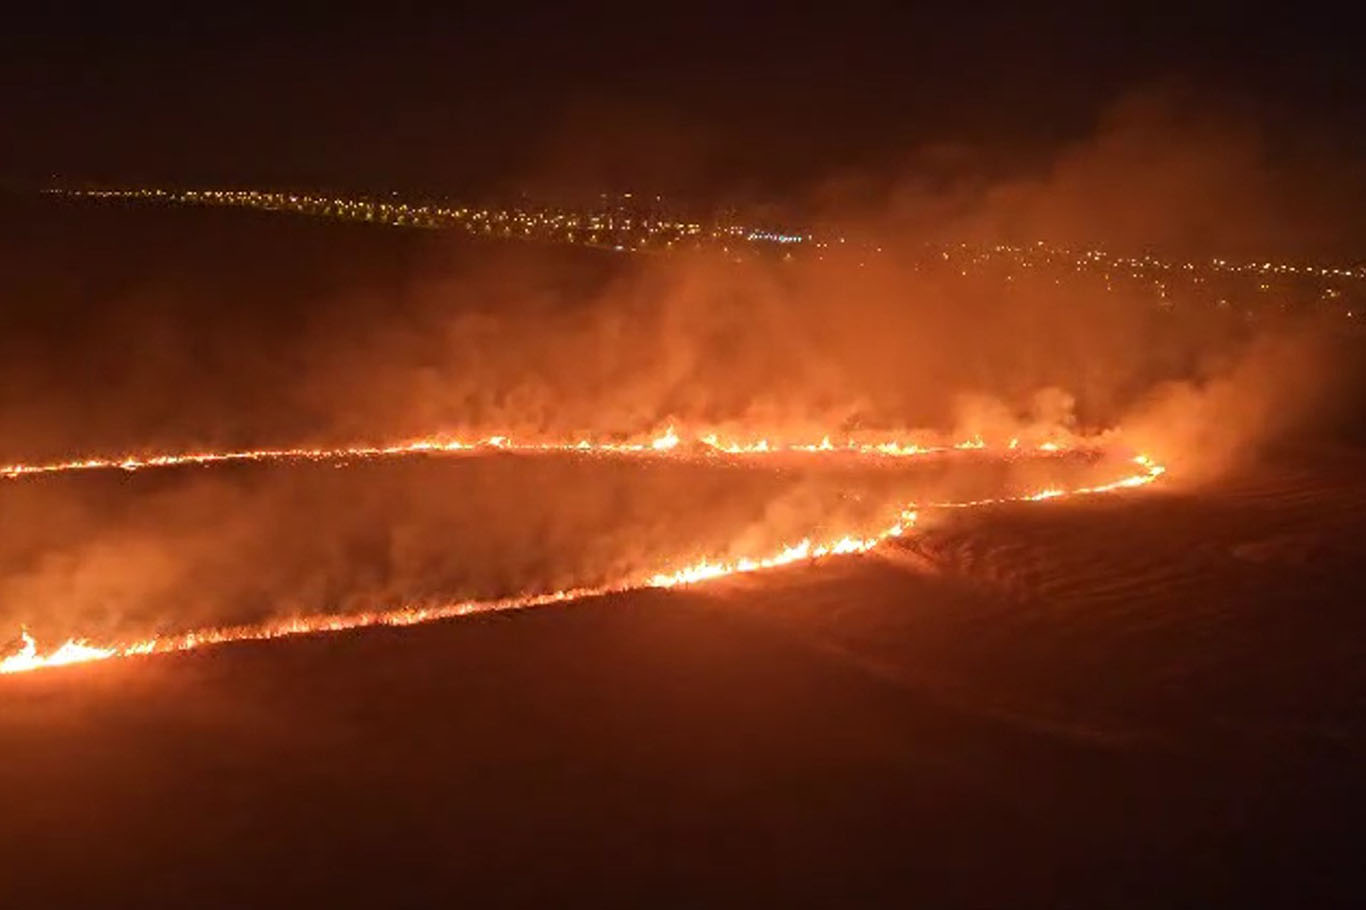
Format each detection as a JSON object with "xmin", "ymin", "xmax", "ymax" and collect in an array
[{"xmin": 0, "ymin": 432, "xmax": 1166, "ymax": 676}]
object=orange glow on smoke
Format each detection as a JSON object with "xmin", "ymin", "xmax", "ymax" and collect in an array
[{"xmin": 0, "ymin": 431, "xmax": 1165, "ymax": 675}]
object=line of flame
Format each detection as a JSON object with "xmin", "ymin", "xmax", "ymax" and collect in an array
[
  {"xmin": 2, "ymin": 429, "xmax": 1086, "ymax": 481},
  {"xmin": 0, "ymin": 454, "xmax": 1164, "ymax": 675}
]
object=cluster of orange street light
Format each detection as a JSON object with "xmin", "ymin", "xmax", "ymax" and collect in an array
[{"xmin": 48, "ymin": 186, "xmax": 1363, "ymax": 316}]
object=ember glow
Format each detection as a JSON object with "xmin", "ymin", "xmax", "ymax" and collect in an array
[{"xmin": 0, "ymin": 431, "xmax": 1165, "ymax": 676}]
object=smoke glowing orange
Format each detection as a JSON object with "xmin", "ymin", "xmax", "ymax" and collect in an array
[{"xmin": 0, "ymin": 430, "xmax": 1164, "ymax": 675}]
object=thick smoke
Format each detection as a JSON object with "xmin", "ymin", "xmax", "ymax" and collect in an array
[
  {"xmin": 0, "ymin": 87, "xmax": 1358, "ymax": 643},
  {"xmin": 1119, "ymin": 328, "xmax": 1350, "ymax": 483},
  {"xmin": 822, "ymin": 86, "xmax": 1366, "ymax": 261}
]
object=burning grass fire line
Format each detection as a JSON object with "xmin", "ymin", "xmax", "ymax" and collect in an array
[
  {"xmin": 1, "ymin": 428, "xmax": 1077, "ymax": 481},
  {"xmin": 0, "ymin": 436, "xmax": 1164, "ymax": 676}
]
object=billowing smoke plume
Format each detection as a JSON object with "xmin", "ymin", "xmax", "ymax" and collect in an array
[
  {"xmin": 0, "ymin": 86, "xmax": 1358, "ymax": 645},
  {"xmin": 1119, "ymin": 328, "xmax": 1352, "ymax": 483}
]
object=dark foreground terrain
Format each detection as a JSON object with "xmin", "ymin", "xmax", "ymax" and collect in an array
[{"xmin": 2, "ymin": 453, "xmax": 1364, "ymax": 908}]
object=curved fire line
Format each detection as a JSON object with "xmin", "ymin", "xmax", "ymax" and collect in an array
[{"xmin": 0, "ymin": 431, "xmax": 1164, "ymax": 675}]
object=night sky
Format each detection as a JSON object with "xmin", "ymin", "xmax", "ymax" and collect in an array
[{"xmin": 3, "ymin": 5, "xmax": 1363, "ymax": 198}]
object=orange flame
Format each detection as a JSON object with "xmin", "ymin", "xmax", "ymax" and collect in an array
[
  {"xmin": 0, "ymin": 434, "xmax": 1165, "ymax": 676},
  {"xmin": 0, "ymin": 427, "xmax": 1096, "ymax": 483},
  {"xmin": 0, "ymin": 629, "xmax": 117, "ymax": 674}
]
